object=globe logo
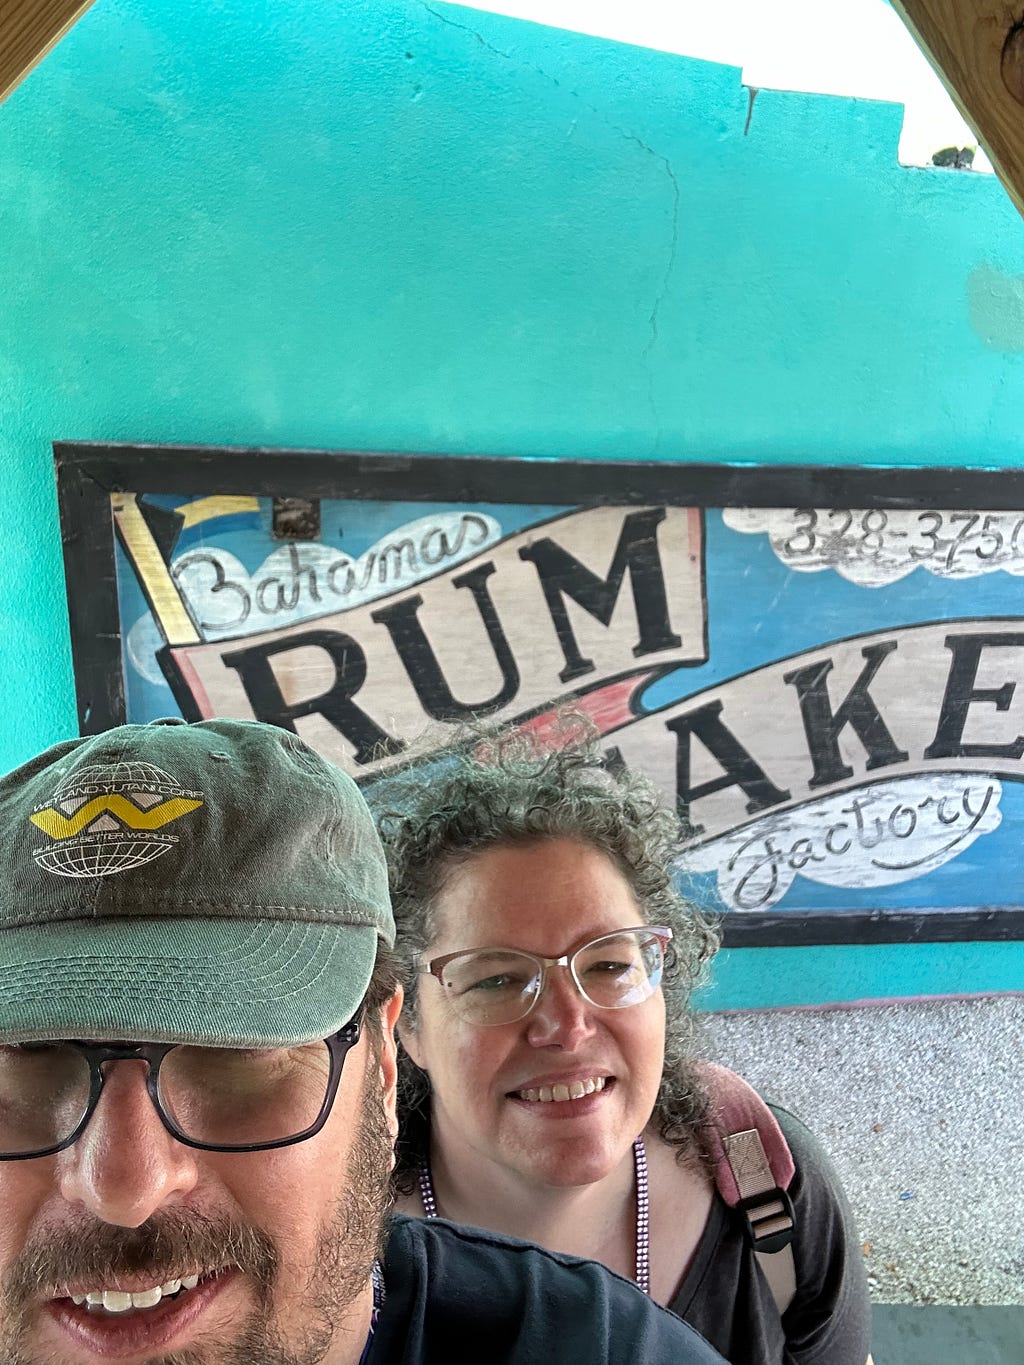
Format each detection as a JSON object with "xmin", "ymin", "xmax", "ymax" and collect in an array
[{"xmin": 29, "ymin": 762, "xmax": 204, "ymax": 879}]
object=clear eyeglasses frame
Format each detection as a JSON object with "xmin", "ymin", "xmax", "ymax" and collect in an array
[
  {"xmin": 418, "ymin": 925, "xmax": 673, "ymax": 1027},
  {"xmin": 0, "ymin": 1014, "xmax": 362, "ymax": 1162}
]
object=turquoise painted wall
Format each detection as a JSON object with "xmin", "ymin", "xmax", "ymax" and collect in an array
[{"xmin": 2, "ymin": 0, "xmax": 1023, "ymax": 1006}]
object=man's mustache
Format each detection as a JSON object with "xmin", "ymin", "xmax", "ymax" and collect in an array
[{"xmin": 2, "ymin": 1209, "xmax": 277, "ymax": 1310}]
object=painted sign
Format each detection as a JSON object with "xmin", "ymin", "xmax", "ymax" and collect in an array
[
  {"xmin": 126, "ymin": 503, "xmax": 706, "ymax": 768},
  {"xmin": 54, "ymin": 446, "xmax": 1024, "ymax": 944}
]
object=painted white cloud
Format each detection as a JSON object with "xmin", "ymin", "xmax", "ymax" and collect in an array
[
  {"xmin": 126, "ymin": 510, "xmax": 502, "ymax": 685},
  {"xmin": 724, "ymin": 507, "xmax": 1024, "ymax": 586},
  {"xmin": 680, "ymin": 773, "xmax": 1003, "ymax": 912}
]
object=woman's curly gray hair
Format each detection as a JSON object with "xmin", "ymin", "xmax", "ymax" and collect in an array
[{"xmin": 370, "ymin": 722, "xmax": 720, "ymax": 1192}]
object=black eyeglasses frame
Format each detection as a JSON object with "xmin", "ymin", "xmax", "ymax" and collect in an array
[{"xmin": 0, "ymin": 1015, "xmax": 362, "ymax": 1162}]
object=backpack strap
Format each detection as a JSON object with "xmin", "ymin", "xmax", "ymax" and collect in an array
[{"xmin": 696, "ymin": 1061, "xmax": 798, "ymax": 1315}]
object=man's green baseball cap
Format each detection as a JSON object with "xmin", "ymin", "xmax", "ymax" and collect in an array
[{"xmin": 0, "ymin": 718, "xmax": 395, "ymax": 1046}]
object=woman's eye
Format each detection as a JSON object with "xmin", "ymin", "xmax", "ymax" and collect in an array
[{"xmin": 466, "ymin": 973, "xmax": 522, "ymax": 993}]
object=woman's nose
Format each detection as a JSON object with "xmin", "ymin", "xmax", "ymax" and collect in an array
[
  {"xmin": 56, "ymin": 1060, "xmax": 199, "ymax": 1228},
  {"xmin": 524, "ymin": 967, "xmax": 596, "ymax": 1048}
]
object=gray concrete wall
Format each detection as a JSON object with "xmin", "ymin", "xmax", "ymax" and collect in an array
[{"xmin": 706, "ymin": 995, "xmax": 1024, "ymax": 1306}]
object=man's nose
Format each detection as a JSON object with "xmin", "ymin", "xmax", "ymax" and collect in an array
[
  {"xmin": 524, "ymin": 966, "xmax": 596, "ymax": 1049},
  {"xmin": 56, "ymin": 1060, "xmax": 199, "ymax": 1227}
]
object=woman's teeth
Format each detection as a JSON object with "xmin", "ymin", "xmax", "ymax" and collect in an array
[
  {"xmin": 70, "ymin": 1274, "xmax": 201, "ymax": 1313},
  {"xmin": 516, "ymin": 1076, "xmax": 607, "ymax": 1103}
]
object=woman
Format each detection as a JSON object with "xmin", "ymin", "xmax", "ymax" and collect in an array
[{"xmin": 374, "ymin": 733, "xmax": 871, "ymax": 1365}]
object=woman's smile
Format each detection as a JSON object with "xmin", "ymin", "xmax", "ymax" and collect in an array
[{"xmin": 510, "ymin": 1072, "xmax": 611, "ymax": 1102}]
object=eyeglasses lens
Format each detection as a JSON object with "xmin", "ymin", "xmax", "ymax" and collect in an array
[
  {"xmin": 0, "ymin": 1044, "xmax": 92, "ymax": 1158},
  {"xmin": 573, "ymin": 931, "xmax": 664, "ymax": 1008},
  {"xmin": 158, "ymin": 1041, "xmax": 333, "ymax": 1146},
  {"xmin": 439, "ymin": 951, "xmax": 542, "ymax": 1026}
]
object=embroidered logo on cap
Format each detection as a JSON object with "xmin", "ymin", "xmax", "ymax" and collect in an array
[{"xmin": 29, "ymin": 762, "xmax": 204, "ymax": 878}]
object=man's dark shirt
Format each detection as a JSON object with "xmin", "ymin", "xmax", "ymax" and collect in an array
[{"xmin": 375, "ymin": 1213, "xmax": 727, "ymax": 1363}]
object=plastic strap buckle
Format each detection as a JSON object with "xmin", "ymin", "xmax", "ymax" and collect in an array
[{"xmin": 738, "ymin": 1186, "xmax": 795, "ymax": 1255}]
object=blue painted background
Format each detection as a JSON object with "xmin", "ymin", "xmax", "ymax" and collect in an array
[{"xmin": 3, "ymin": 0, "xmax": 1024, "ymax": 1006}]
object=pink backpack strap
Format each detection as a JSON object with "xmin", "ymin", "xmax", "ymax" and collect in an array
[{"xmin": 696, "ymin": 1061, "xmax": 797, "ymax": 1314}]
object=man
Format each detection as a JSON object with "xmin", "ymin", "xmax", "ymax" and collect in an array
[{"xmin": 0, "ymin": 717, "xmax": 726, "ymax": 1365}]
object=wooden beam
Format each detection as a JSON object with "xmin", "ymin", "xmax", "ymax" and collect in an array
[
  {"xmin": 891, "ymin": 0, "xmax": 1024, "ymax": 220},
  {"xmin": 0, "ymin": 0, "xmax": 96, "ymax": 105}
]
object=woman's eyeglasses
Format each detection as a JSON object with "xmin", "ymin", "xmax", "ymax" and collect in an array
[{"xmin": 418, "ymin": 926, "xmax": 672, "ymax": 1027}]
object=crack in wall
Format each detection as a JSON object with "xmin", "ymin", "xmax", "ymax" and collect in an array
[
  {"xmin": 744, "ymin": 86, "xmax": 759, "ymax": 136},
  {"xmin": 418, "ymin": 0, "xmax": 680, "ymax": 446},
  {"xmin": 421, "ymin": 3, "xmax": 517, "ymax": 65},
  {"xmin": 629, "ymin": 132, "xmax": 679, "ymax": 447}
]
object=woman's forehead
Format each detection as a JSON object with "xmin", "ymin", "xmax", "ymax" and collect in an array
[{"xmin": 429, "ymin": 838, "xmax": 643, "ymax": 951}]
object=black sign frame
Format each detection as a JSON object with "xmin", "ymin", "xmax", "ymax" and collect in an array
[{"xmin": 54, "ymin": 440, "xmax": 1024, "ymax": 948}]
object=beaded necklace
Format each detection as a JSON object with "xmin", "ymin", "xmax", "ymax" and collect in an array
[{"xmin": 418, "ymin": 1135, "xmax": 650, "ymax": 1295}]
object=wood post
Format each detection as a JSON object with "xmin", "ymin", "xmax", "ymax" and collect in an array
[
  {"xmin": 891, "ymin": 1, "xmax": 1024, "ymax": 219},
  {"xmin": 1, "ymin": 0, "xmax": 96, "ymax": 104}
]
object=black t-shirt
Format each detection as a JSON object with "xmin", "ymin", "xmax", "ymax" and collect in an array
[
  {"xmin": 672, "ymin": 1105, "xmax": 871, "ymax": 1365},
  {"xmin": 374, "ymin": 1213, "xmax": 727, "ymax": 1363}
]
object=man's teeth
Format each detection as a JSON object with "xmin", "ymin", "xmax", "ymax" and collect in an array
[
  {"xmin": 70, "ymin": 1275, "xmax": 200, "ymax": 1312},
  {"xmin": 516, "ymin": 1076, "xmax": 607, "ymax": 1103}
]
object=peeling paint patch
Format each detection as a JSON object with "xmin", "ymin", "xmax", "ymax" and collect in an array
[{"xmin": 967, "ymin": 264, "xmax": 1024, "ymax": 352}]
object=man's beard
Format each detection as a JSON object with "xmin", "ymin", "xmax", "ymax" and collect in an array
[{"xmin": 0, "ymin": 1070, "xmax": 395, "ymax": 1365}]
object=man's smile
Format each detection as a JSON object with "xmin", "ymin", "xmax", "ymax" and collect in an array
[
  {"xmin": 46, "ymin": 1266, "xmax": 241, "ymax": 1359},
  {"xmin": 67, "ymin": 1270, "xmax": 203, "ymax": 1311}
]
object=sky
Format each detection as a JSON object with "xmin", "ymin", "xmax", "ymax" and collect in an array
[{"xmin": 453, "ymin": 0, "xmax": 991, "ymax": 171}]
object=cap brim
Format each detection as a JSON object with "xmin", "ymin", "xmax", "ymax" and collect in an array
[{"xmin": 0, "ymin": 918, "xmax": 378, "ymax": 1046}]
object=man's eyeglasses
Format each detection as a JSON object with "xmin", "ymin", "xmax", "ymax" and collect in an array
[
  {"xmin": 418, "ymin": 926, "xmax": 672, "ymax": 1027},
  {"xmin": 0, "ymin": 1016, "xmax": 362, "ymax": 1161}
]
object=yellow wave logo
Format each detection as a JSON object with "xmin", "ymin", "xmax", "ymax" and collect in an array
[
  {"xmin": 31, "ymin": 795, "xmax": 203, "ymax": 840},
  {"xmin": 30, "ymin": 761, "xmax": 206, "ymax": 879}
]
